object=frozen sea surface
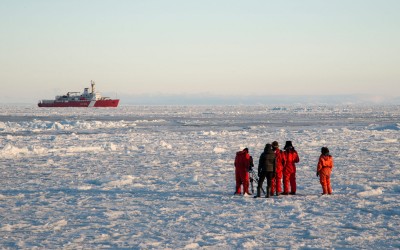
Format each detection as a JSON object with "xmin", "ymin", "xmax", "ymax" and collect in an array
[{"xmin": 0, "ymin": 105, "xmax": 399, "ymax": 249}]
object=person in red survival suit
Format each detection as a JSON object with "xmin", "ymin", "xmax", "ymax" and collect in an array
[
  {"xmin": 316, "ymin": 147, "xmax": 334, "ymax": 195},
  {"xmin": 282, "ymin": 141, "xmax": 300, "ymax": 195},
  {"xmin": 271, "ymin": 141, "xmax": 285, "ymax": 196},
  {"xmin": 234, "ymin": 148, "xmax": 251, "ymax": 195}
]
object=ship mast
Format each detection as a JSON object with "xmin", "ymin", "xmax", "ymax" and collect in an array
[{"xmin": 91, "ymin": 80, "xmax": 95, "ymax": 94}]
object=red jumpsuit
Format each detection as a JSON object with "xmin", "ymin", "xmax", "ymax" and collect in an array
[
  {"xmin": 271, "ymin": 149, "xmax": 284, "ymax": 195},
  {"xmin": 282, "ymin": 149, "xmax": 299, "ymax": 194},
  {"xmin": 317, "ymin": 154, "xmax": 334, "ymax": 194},
  {"xmin": 234, "ymin": 150, "xmax": 251, "ymax": 194}
]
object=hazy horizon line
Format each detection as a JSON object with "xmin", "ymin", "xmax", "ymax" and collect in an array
[{"xmin": 2, "ymin": 94, "xmax": 399, "ymax": 106}]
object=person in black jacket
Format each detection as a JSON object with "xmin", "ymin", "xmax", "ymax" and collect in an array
[{"xmin": 254, "ymin": 143, "xmax": 276, "ymax": 198}]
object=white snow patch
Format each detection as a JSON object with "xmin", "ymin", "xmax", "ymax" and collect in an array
[
  {"xmin": 203, "ymin": 131, "xmax": 217, "ymax": 136},
  {"xmin": 105, "ymin": 211, "xmax": 125, "ymax": 220},
  {"xmin": 184, "ymin": 243, "xmax": 200, "ymax": 249},
  {"xmin": 160, "ymin": 140, "xmax": 172, "ymax": 149},
  {"xmin": 308, "ymin": 140, "xmax": 327, "ymax": 146},
  {"xmin": 1, "ymin": 224, "xmax": 22, "ymax": 232},
  {"xmin": 382, "ymin": 138, "xmax": 398, "ymax": 143},
  {"xmin": 103, "ymin": 142, "xmax": 117, "ymax": 151},
  {"xmin": 104, "ymin": 175, "xmax": 135, "ymax": 188},
  {"xmin": 213, "ymin": 147, "xmax": 226, "ymax": 154},
  {"xmin": 243, "ymin": 241, "xmax": 258, "ymax": 248},
  {"xmin": 1, "ymin": 143, "xmax": 30, "ymax": 156},
  {"xmin": 357, "ymin": 188, "xmax": 383, "ymax": 197},
  {"xmin": 52, "ymin": 219, "xmax": 68, "ymax": 231},
  {"xmin": 190, "ymin": 161, "xmax": 201, "ymax": 168},
  {"xmin": 128, "ymin": 145, "xmax": 139, "ymax": 151}
]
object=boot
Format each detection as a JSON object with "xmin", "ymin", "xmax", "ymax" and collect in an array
[
  {"xmin": 322, "ymin": 185, "xmax": 328, "ymax": 195},
  {"xmin": 254, "ymin": 187, "xmax": 261, "ymax": 198},
  {"xmin": 266, "ymin": 187, "xmax": 271, "ymax": 198}
]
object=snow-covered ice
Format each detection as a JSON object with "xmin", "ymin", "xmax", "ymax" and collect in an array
[{"xmin": 0, "ymin": 105, "xmax": 399, "ymax": 249}]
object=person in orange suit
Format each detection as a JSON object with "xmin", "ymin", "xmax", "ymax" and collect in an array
[
  {"xmin": 234, "ymin": 148, "xmax": 251, "ymax": 195},
  {"xmin": 282, "ymin": 141, "xmax": 300, "ymax": 195},
  {"xmin": 317, "ymin": 147, "xmax": 334, "ymax": 195},
  {"xmin": 271, "ymin": 141, "xmax": 285, "ymax": 196}
]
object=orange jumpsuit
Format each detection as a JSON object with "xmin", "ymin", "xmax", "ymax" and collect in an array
[
  {"xmin": 234, "ymin": 150, "xmax": 251, "ymax": 194},
  {"xmin": 283, "ymin": 149, "xmax": 299, "ymax": 194},
  {"xmin": 271, "ymin": 149, "xmax": 285, "ymax": 195},
  {"xmin": 317, "ymin": 154, "xmax": 334, "ymax": 194}
]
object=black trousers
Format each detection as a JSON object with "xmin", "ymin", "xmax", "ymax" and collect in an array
[{"xmin": 257, "ymin": 171, "xmax": 274, "ymax": 190}]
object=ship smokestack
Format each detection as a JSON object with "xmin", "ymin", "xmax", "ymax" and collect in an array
[{"xmin": 91, "ymin": 80, "xmax": 95, "ymax": 94}]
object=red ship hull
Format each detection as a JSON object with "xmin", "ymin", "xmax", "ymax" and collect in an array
[{"xmin": 38, "ymin": 99, "xmax": 119, "ymax": 107}]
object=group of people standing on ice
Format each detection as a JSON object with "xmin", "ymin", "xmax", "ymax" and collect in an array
[{"xmin": 234, "ymin": 141, "xmax": 334, "ymax": 198}]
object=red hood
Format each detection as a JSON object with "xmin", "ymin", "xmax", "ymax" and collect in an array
[{"xmin": 236, "ymin": 150, "xmax": 247, "ymax": 156}]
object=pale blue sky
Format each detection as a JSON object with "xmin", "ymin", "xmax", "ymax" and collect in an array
[{"xmin": 1, "ymin": 0, "xmax": 399, "ymax": 103}]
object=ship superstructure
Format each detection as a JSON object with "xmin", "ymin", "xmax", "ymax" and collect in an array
[{"xmin": 38, "ymin": 81, "xmax": 119, "ymax": 107}]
